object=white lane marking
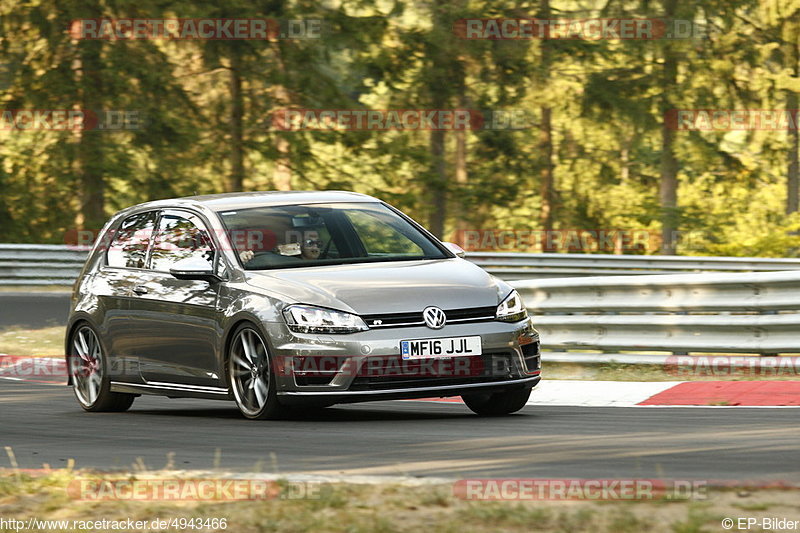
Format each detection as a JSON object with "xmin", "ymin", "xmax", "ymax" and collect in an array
[
  {"xmin": 411, "ymin": 380, "xmax": 685, "ymax": 407},
  {"xmin": 527, "ymin": 379, "xmax": 684, "ymax": 407},
  {"xmin": 638, "ymin": 404, "xmax": 800, "ymax": 408},
  {"xmin": 0, "ymin": 356, "xmax": 65, "ymax": 385}
]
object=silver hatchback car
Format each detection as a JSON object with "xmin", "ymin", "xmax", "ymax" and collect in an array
[{"xmin": 66, "ymin": 191, "xmax": 541, "ymax": 419}]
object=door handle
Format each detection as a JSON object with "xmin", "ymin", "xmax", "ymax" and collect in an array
[{"xmin": 133, "ymin": 285, "xmax": 149, "ymax": 295}]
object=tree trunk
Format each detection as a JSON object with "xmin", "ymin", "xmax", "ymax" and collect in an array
[
  {"xmin": 0, "ymin": 165, "xmax": 13, "ymax": 240},
  {"xmin": 426, "ymin": 4, "xmax": 450, "ymax": 238},
  {"xmin": 429, "ymin": 126, "xmax": 447, "ymax": 238},
  {"xmin": 615, "ymin": 141, "xmax": 631, "ymax": 254},
  {"xmin": 453, "ymin": 122, "xmax": 468, "ymax": 245},
  {"xmin": 787, "ymin": 100, "xmax": 799, "ymax": 215},
  {"xmin": 786, "ymin": 39, "xmax": 799, "ymax": 214},
  {"xmin": 227, "ymin": 49, "xmax": 245, "ymax": 193},
  {"xmin": 76, "ymin": 37, "xmax": 105, "ymax": 231},
  {"xmin": 272, "ymin": 42, "xmax": 292, "ymax": 191},
  {"xmin": 539, "ymin": 106, "xmax": 555, "ymax": 244},
  {"xmin": 538, "ymin": 0, "xmax": 556, "ymax": 251},
  {"xmin": 659, "ymin": 0, "xmax": 679, "ymax": 255},
  {"xmin": 273, "ymin": 134, "xmax": 292, "ymax": 191},
  {"xmin": 450, "ymin": 0, "xmax": 469, "ymax": 246}
]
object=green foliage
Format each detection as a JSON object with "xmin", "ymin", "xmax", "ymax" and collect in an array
[{"xmin": 0, "ymin": 0, "xmax": 799, "ymax": 257}]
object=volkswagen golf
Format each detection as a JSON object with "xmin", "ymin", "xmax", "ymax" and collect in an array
[{"xmin": 65, "ymin": 191, "xmax": 541, "ymax": 419}]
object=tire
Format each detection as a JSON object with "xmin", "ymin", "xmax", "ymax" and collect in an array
[
  {"xmin": 227, "ymin": 324, "xmax": 285, "ymax": 420},
  {"xmin": 462, "ymin": 387, "xmax": 532, "ymax": 416},
  {"xmin": 68, "ymin": 323, "xmax": 135, "ymax": 412}
]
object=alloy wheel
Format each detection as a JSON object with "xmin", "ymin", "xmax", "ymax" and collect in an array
[
  {"xmin": 230, "ymin": 328, "xmax": 271, "ymax": 417},
  {"xmin": 69, "ymin": 326, "xmax": 104, "ymax": 407}
]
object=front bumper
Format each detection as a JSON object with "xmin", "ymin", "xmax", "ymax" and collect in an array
[
  {"xmin": 278, "ymin": 375, "xmax": 540, "ymax": 405},
  {"xmin": 264, "ymin": 317, "xmax": 541, "ymax": 401}
]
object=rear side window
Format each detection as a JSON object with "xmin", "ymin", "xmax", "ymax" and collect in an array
[
  {"xmin": 149, "ymin": 213, "xmax": 215, "ymax": 272},
  {"xmin": 106, "ymin": 212, "xmax": 157, "ymax": 268}
]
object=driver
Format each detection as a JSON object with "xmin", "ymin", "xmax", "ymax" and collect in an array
[
  {"xmin": 300, "ymin": 238, "xmax": 322, "ymax": 260},
  {"xmin": 239, "ymin": 238, "xmax": 322, "ymax": 264}
]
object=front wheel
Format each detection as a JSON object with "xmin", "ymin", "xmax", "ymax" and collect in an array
[
  {"xmin": 462, "ymin": 387, "xmax": 532, "ymax": 416},
  {"xmin": 68, "ymin": 324, "xmax": 135, "ymax": 412},
  {"xmin": 228, "ymin": 324, "xmax": 284, "ymax": 420}
]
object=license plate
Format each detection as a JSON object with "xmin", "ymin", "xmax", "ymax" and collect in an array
[{"xmin": 400, "ymin": 336, "xmax": 482, "ymax": 359}]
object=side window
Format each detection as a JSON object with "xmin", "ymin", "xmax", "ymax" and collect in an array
[
  {"xmin": 106, "ymin": 212, "xmax": 157, "ymax": 268},
  {"xmin": 149, "ymin": 213, "xmax": 215, "ymax": 272}
]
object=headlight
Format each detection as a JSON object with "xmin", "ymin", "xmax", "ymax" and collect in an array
[
  {"xmin": 283, "ymin": 304, "xmax": 368, "ymax": 334},
  {"xmin": 495, "ymin": 290, "xmax": 528, "ymax": 322}
]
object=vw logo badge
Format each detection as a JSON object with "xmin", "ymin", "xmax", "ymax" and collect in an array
[{"xmin": 422, "ymin": 306, "xmax": 447, "ymax": 329}]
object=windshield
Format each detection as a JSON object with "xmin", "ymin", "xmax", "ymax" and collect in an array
[{"xmin": 218, "ymin": 202, "xmax": 448, "ymax": 270}]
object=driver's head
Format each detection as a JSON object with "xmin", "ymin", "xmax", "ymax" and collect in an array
[{"xmin": 300, "ymin": 238, "xmax": 322, "ymax": 260}]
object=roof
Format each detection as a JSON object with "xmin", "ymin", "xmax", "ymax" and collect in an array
[{"xmin": 133, "ymin": 190, "xmax": 380, "ymax": 213}]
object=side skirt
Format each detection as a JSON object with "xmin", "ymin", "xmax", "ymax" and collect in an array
[{"xmin": 110, "ymin": 381, "xmax": 232, "ymax": 401}]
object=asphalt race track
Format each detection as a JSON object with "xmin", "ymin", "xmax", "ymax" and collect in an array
[
  {"xmin": 0, "ymin": 292, "xmax": 71, "ymax": 328},
  {"xmin": 1, "ymin": 379, "xmax": 798, "ymax": 481}
]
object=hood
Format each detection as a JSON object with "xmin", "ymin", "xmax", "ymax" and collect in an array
[{"xmin": 245, "ymin": 258, "xmax": 508, "ymax": 315}]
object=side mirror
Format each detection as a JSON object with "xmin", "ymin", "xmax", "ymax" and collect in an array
[
  {"xmin": 169, "ymin": 257, "xmax": 221, "ymax": 283},
  {"xmin": 442, "ymin": 242, "xmax": 466, "ymax": 258}
]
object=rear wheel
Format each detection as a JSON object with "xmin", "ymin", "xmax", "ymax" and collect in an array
[
  {"xmin": 68, "ymin": 324, "xmax": 135, "ymax": 412},
  {"xmin": 462, "ymin": 387, "xmax": 532, "ymax": 416},
  {"xmin": 228, "ymin": 324, "xmax": 284, "ymax": 420}
]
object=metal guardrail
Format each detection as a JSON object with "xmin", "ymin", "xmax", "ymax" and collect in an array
[
  {"xmin": 511, "ymin": 270, "xmax": 800, "ymax": 356},
  {"xmin": 4, "ymin": 244, "xmax": 800, "ymax": 286},
  {"xmin": 469, "ymin": 251, "xmax": 800, "ymax": 279},
  {"xmin": 0, "ymin": 244, "xmax": 88, "ymax": 286},
  {"xmin": 3, "ymin": 243, "xmax": 800, "ymax": 356}
]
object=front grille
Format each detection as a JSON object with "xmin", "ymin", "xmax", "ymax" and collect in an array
[
  {"xmin": 349, "ymin": 350, "xmax": 517, "ymax": 391},
  {"xmin": 362, "ymin": 306, "xmax": 496, "ymax": 329}
]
